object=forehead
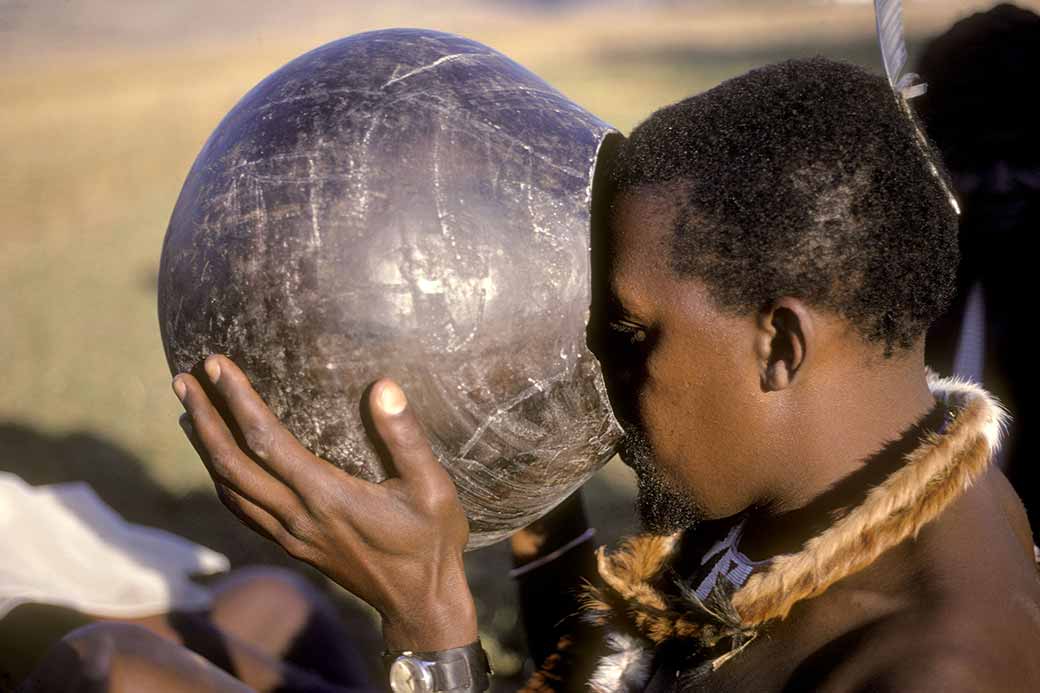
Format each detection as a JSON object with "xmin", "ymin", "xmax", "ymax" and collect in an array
[{"xmin": 607, "ymin": 188, "xmax": 680, "ymax": 313}]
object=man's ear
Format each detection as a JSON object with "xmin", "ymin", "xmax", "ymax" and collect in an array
[{"xmin": 755, "ymin": 297, "xmax": 813, "ymax": 392}]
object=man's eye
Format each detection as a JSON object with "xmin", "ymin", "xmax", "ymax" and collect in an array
[{"xmin": 608, "ymin": 320, "xmax": 648, "ymax": 346}]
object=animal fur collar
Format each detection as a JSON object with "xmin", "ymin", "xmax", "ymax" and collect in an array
[{"xmin": 578, "ymin": 374, "xmax": 1007, "ymax": 692}]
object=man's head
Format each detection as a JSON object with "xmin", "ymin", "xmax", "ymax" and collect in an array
[{"xmin": 591, "ymin": 57, "xmax": 959, "ymax": 533}]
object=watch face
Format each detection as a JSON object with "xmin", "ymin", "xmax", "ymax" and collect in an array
[{"xmin": 389, "ymin": 657, "xmax": 434, "ymax": 693}]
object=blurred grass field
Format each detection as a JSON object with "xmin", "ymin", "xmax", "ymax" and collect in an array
[{"xmin": 1, "ymin": 0, "xmax": 1031, "ymax": 683}]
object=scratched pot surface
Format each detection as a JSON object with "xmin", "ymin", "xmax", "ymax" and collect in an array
[{"xmin": 158, "ymin": 29, "xmax": 623, "ymax": 548}]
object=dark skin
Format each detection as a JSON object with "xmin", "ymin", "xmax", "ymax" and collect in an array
[
  {"xmin": 598, "ymin": 188, "xmax": 940, "ymax": 547},
  {"xmin": 598, "ymin": 187, "xmax": 1040, "ymax": 691},
  {"xmin": 173, "ymin": 363, "xmax": 476, "ymax": 653},
  {"xmin": 706, "ymin": 466, "xmax": 1040, "ymax": 692},
  {"xmin": 174, "ymin": 185, "xmax": 1040, "ymax": 690}
]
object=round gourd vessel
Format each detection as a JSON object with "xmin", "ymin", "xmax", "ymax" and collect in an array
[{"xmin": 158, "ymin": 29, "xmax": 622, "ymax": 548}]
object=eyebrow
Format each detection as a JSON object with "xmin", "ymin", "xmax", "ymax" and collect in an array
[{"xmin": 605, "ymin": 285, "xmax": 649, "ymax": 325}]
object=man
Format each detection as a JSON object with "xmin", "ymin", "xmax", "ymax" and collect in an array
[{"xmin": 172, "ymin": 57, "xmax": 1040, "ymax": 691}]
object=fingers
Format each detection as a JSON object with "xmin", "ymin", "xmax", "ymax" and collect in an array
[
  {"xmin": 214, "ymin": 483, "xmax": 314, "ymax": 561},
  {"xmin": 174, "ymin": 373, "xmax": 302, "ymax": 525},
  {"xmin": 214, "ymin": 484, "xmax": 278, "ymax": 544},
  {"xmin": 178, "ymin": 361, "xmax": 449, "ymax": 522},
  {"xmin": 180, "ymin": 412, "xmax": 279, "ymax": 543},
  {"xmin": 368, "ymin": 379, "xmax": 450, "ymax": 493},
  {"xmin": 199, "ymin": 355, "xmax": 324, "ymax": 494}
]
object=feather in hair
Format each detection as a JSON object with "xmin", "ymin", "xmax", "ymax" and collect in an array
[{"xmin": 873, "ymin": 0, "xmax": 961, "ymax": 214}]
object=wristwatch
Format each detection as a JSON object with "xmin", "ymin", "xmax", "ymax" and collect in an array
[{"xmin": 384, "ymin": 640, "xmax": 492, "ymax": 693}]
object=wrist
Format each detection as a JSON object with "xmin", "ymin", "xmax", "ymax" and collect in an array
[{"xmin": 382, "ymin": 590, "xmax": 478, "ymax": 651}]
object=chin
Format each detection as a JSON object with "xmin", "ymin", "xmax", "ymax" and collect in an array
[
  {"xmin": 619, "ymin": 430, "xmax": 705, "ymax": 534},
  {"xmin": 635, "ymin": 467, "xmax": 706, "ymax": 535}
]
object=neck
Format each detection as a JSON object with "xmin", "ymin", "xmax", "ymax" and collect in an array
[{"xmin": 740, "ymin": 346, "xmax": 936, "ymax": 561}]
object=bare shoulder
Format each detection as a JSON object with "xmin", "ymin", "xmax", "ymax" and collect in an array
[
  {"xmin": 806, "ymin": 469, "xmax": 1040, "ymax": 692},
  {"xmin": 810, "ymin": 606, "xmax": 1040, "ymax": 693},
  {"xmin": 847, "ymin": 647, "xmax": 1023, "ymax": 693}
]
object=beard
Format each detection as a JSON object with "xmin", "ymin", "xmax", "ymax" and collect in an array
[{"xmin": 618, "ymin": 424, "xmax": 705, "ymax": 535}]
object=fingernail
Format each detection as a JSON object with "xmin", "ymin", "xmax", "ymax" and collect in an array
[
  {"xmin": 172, "ymin": 376, "xmax": 187, "ymax": 402},
  {"xmin": 378, "ymin": 382, "xmax": 407, "ymax": 415},
  {"xmin": 205, "ymin": 357, "xmax": 221, "ymax": 383}
]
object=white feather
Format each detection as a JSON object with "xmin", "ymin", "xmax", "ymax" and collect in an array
[
  {"xmin": 588, "ymin": 632, "xmax": 653, "ymax": 693},
  {"xmin": 875, "ymin": 0, "xmax": 908, "ymax": 87}
]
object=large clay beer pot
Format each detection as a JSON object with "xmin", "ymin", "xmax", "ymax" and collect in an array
[{"xmin": 158, "ymin": 29, "xmax": 622, "ymax": 548}]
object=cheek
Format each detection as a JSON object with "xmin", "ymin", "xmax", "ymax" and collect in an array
[
  {"xmin": 635, "ymin": 341, "xmax": 708, "ymax": 459},
  {"xmin": 637, "ymin": 338, "xmax": 764, "ymax": 510}
]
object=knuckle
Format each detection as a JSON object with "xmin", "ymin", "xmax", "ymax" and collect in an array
[
  {"xmin": 209, "ymin": 448, "xmax": 239, "ymax": 481},
  {"xmin": 419, "ymin": 484, "xmax": 457, "ymax": 516},
  {"xmin": 242, "ymin": 422, "xmax": 275, "ymax": 461},
  {"xmin": 305, "ymin": 486, "xmax": 339, "ymax": 523},
  {"xmin": 279, "ymin": 533, "xmax": 314, "ymax": 562},
  {"xmin": 282, "ymin": 511, "xmax": 317, "ymax": 542}
]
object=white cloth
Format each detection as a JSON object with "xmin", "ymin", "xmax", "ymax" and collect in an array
[{"xmin": 0, "ymin": 472, "xmax": 229, "ymax": 619}]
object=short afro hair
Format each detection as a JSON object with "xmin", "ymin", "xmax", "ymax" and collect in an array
[{"xmin": 613, "ymin": 57, "xmax": 959, "ymax": 354}]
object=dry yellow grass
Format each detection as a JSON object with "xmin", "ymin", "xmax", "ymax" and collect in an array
[{"xmin": 6, "ymin": 0, "xmax": 1027, "ymax": 491}]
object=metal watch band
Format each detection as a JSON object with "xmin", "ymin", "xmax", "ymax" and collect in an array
[{"xmin": 384, "ymin": 639, "xmax": 491, "ymax": 692}]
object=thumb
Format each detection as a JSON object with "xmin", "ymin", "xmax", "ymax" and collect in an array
[{"xmin": 367, "ymin": 379, "xmax": 450, "ymax": 491}]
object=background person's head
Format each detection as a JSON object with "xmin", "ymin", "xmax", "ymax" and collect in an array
[
  {"xmin": 591, "ymin": 57, "xmax": 960, "ymax": 533},
  {"xmin": 915, "ymin": 3, "xmax": 1040, "ymax": 241}
]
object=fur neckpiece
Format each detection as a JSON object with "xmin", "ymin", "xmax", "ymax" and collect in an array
[{"xmin": 580, "ymin": 374, "xmax": 1007, "ymax": 690}]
